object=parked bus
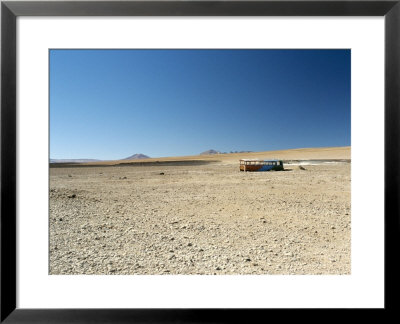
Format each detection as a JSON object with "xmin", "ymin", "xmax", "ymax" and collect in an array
[{"xmin": 239, "ymin": 159, "xmax": 284, "ymax": 172}]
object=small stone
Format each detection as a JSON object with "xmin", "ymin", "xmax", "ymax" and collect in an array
[
  {"xmin": 245, "ymin": 258, "xmax": 251, "ymax": 262},
  {"xmin": 159, "ymin": 172, "xmax": 165, "ymax": 175},
  {"xmin": 187, "ymin": 243, "xmax": 192, "ymax": 247},
  {"xmin": 216, "ymin": 267, "xmax": 221, "ymax": 270}
]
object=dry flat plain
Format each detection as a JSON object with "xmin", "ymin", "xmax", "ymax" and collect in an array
[{"xmin": 50, "ymin": 147, "xmax": 351, "ymax": 275}]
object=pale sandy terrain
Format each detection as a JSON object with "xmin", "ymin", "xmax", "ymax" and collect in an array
[{"xmin": 49, "ymin": 147, "xmax": 351, "ymax": 275}]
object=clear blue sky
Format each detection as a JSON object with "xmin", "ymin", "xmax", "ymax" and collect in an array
[{"xmin": 50, "ymin": 49, "xmax": 350, "ymax": 160}]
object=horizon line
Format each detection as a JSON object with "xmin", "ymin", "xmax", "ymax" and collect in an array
[{"xmin": 50, "ymin": 145, "xmax": 351, "ymax": 161}]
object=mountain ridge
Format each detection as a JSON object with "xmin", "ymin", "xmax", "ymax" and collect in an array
[
  {"xmin": 123, "ymin": 153, "xmax": 150, "ymax": 160},
  {"xmin": 200, "ymin": 149, "xmax": 220, "ymax": 155}
]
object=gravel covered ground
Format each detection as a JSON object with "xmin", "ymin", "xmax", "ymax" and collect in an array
[{"xmin": 49, "ymin": 162, "xmax": 351, "ymax": 275}]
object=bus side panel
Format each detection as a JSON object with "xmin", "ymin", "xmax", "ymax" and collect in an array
[
  {"xmin": 258, "ymin": 165, "xmax": 275, "ymax": 171},
  {"xmin": 240, "ymin": 163, "xmax": 284, "ymax": 172},
  {"xmin": 241, "ymin": 165, "xmax": 264, "ymax": 171}
]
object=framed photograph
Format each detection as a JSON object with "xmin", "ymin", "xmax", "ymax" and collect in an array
[{"xmin": 1, "ymin": 0, "xmax": 399, "ymax": 322}]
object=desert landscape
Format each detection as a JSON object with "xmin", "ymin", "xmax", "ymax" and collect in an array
[{"xmin": 49, "ymin": 146, "xmax": 351, "ymax": 275}]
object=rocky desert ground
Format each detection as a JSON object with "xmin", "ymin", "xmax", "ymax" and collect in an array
[{"xmin": 49, "ymin": 147, "xmax": 351, "ymax": 275}]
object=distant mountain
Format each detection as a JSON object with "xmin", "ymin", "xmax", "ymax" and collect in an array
[
  {"xmin": 123, "ymin": 153, "xmax": 150, "ymax": 160},
  {"xmin": 200, "ymin": 149, "xmax": 221, "ymax": 155},
  {"xmin": 50, "ymin": 159, "xmax": 100, "ymax": 163}
]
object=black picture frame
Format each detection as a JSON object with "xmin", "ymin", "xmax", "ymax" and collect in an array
[{"xmin": 1, "ymin": 0, "xmax": 399, "ymax": 322}]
